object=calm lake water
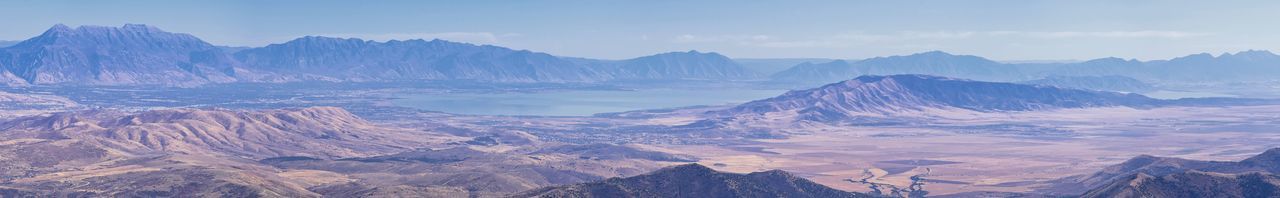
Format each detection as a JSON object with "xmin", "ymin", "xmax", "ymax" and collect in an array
[{"xmin": 390, "ymin": 88, "xmax": 787, "ymax": 116}]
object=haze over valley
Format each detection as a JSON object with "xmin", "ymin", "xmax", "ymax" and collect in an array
[{"xmin": 4, "ymin": 1, "xmax": 1280, "ymax": 197}]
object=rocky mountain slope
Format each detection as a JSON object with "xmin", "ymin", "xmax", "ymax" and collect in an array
[{"xmin": 514, "ymin": 163, "xmax": 874, "ymax": 198}]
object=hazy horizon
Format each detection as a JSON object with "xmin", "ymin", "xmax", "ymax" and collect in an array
[{"xmin": 3, "ymin": 0, "xmax": 1280, "ymax": 61}]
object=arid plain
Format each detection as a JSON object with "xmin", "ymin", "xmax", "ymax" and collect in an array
[{"xmin": 649, "ymin": 105, "xmax": 1280, "ymax": 195}]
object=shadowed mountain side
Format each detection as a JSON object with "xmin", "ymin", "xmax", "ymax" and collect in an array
[
  {"xmin": 513, "ymin": 164, "xmax": 875, "ymax": 198},
  {"xmin": 260, "ymin": 145, "xmax": 672, "ymax": 197}
]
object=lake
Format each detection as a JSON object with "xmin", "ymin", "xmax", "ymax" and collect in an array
[{"xmin": 390, "ymin": 88, "xmax": 787, "ymax": 116}]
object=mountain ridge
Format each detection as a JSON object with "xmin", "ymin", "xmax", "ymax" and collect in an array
[
  {"xmin": 0, "ymin": 24, "xmax": 762, "ymax": 86},
  {"xmin": 719, "ymin": 74, "xmax": 1162, "ymax": 123},
  {"xmin": 1046, "ymin": 148, "xmax": 1280, "ymax": 196}
]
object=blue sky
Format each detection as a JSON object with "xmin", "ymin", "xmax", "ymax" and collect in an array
[{"xmin": 2, "ymin": 0, "xmax": 1278, "ymax": 61}]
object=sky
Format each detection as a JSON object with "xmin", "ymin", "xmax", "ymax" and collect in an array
[{"xmin": 1, "ymin": 0, "xmax": 1278, "ymax": 61}]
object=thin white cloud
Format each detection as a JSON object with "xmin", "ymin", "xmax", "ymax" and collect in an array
[
  {"xmin": 313, "ymin": 32, "xmax": 521, "ymax": 44},
  {"xmin": 672, "ymin": 30, "xmax": 1207, "ymax": 49},
  {"xmin": 752, "ymin": 40, "xmax": 833, "ymax": 48},
  {"xmin": 672, "ymin": 34, "xmax": 771, "ymax": 43},
  {"xmin": 1000, "ymin": 31, "xmax": 1206, "ymax": 39}
]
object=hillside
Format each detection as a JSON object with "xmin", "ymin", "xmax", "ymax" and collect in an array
[
  {"xmin": 0, "ymin": 106, "xmax": 451, "ymax": 159},
  {"xmin": 514, "ymin": 163, "xmax": 874, "ymax": 198},
  {"xmin": 608, "ymin": 50, "xmax": 759, "ymax": 80},
  {"xmin": 1080, "ymin": 171, "xmax": 1280, "ymax": 198}
]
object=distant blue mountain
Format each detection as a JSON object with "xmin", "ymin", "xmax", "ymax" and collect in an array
[
  {"xmin": 0, "ymin": 24, "xmax": 239, "ymax": 86},
  {"xmin": 734, "ymin": 58, "xmax": 838, "ymax": 75},
  {"xmin": 771, "ymin": 51, "xmax": 1024, "ymax": 84},
  {"xmin": 1138, "ymin": 50, "xmax": 1280, "ymax": 81},
  {"xmin": 772, "ymin": 50, "xmax": 1280, "ymax": 85},
  {"xmin": 0, "ymin": 40, "xmax": 17, "ymax": 48},
  {"xmin": 234, "ymin": 36, "xmax": 608, "ymax": 83},
  {"xmin": 0, "ymin": 24, "xmax": 761, "ymax": 86},
  {"xmin": 855, "ymin": 51, "xmax": 1021, "ymax": 81},
  {"xmin": 1018, "ymin": 75, "xmax": 1156, "ymax": 93},
  {"xmin": 769, "ymin": 60, "xmax": 857, "ymax": 83},
  {"xmin": 5, "ymin": 24, "xmax": 1279, "ymax": 87},
  {"xmin": 609, "ymin": 50, "xmax": 758, "ymax": 80}
]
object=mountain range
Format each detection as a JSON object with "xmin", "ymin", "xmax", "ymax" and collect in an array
[
  {"xmin": 770, "ymin": 50, "xmax": 1280, "ymax": 85},
  {"xmin": 0, "ymin": 24, "xmax": 758, "ymax": 86},
  {"xmin": 0, "ymin": 24, "xmax": 241, "ymax": 86},
  {"xmin": 4, "ymin": 24, "xmax": 1279, "ymax": 87}
]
